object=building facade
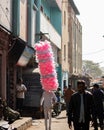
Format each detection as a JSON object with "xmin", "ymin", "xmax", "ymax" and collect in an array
[
  {"xmin": 0, "ymin": 0, "xmax": 36, "ymax": 108},
  {"xmin": 68, "ymin": 0, "xmax": 82, "ymax": 74},
  {"xmin": 0, "ymin": 0, "xmax": 12, "ymax": 100},
  {"xmin": 35, "ymin": 0, "xmax": 62, "ymax": 88},
  {"xmin": 61, "ymin": 0, "xmax": 82, "ymax": 90},
  {"xmin": 0, "ymin": 0, "xmax": 82, "ymax": 109},
  {"xmin": 19, "ymin": 0, "xmax": 62, "ymax": 108},
  {"xmin": 61, "ymin": 0, "xmax": 70, "ymax": 89},
  {"xmin": 68, "ymin": 0, "xmax": 82, "ymax": 89}
]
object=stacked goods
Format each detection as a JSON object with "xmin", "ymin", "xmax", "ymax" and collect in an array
[{"xmin": 35, "ymin": 40, "xmax": 58, "ymax": 91}]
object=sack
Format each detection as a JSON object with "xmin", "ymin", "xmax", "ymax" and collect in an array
[{"xmin": 3, "ymin": 106, "xmax": 20, "ymax": 123}]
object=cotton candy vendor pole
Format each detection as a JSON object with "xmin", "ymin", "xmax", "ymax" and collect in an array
[{"xmin": 34, "ymin": 40, "xmax": 58, "ymax": 91}]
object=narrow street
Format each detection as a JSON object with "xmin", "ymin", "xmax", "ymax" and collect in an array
[
  {"xmin": 26, "ymin": 110, "xmax": 100, "ymax": 130},
  {"xmin": 26, "ymin": 110, "xmax": 71, "ymax": 130}
]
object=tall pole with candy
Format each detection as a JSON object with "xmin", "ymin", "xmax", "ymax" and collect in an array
[{"xmin": 34, "ymin": 40, "xmax": 58, "ymax": 91}]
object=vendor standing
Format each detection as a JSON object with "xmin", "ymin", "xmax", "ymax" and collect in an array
[{"xmin": 16, "ymin": 78, "xmax": 27, "ymax": 114}]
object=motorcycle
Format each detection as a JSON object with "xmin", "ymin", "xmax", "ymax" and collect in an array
[{"xmin": 52, "ymin": 98, "xmax": 66, "ymax": 116}]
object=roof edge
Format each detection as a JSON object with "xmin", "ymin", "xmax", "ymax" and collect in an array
[{"xmin": 69, "ymin": 0, "xmax": 80, "ymax": 15}]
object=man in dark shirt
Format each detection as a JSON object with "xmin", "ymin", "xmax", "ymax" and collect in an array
[
  {"xmin": 92, "ymin": 83, "xmax": 104, "ymax": 130},
  {"xmin": 67, "ymin": 80, "xmax": 95, "ymax": 130}
]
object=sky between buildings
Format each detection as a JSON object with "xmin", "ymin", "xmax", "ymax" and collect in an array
[{"xmin": 74, "ymin": 0, "xmax": 104, "ymax": 67}]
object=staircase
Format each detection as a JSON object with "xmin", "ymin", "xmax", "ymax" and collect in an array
[
  {"xmin": 0, "ymin": 117, "xmax": 32, "ymax": 130},
  {"xmin": 12, "ymin": 117, "xmax": 32, "ymax": 130}
]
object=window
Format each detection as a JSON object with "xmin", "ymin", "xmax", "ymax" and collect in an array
[
  {"xmin": 64, "ymin": 45, "xmax": 66, "ymax": 61},
  {"xmin": 64, "ymin": 11, "xmax": 66, "ymax": 25}
]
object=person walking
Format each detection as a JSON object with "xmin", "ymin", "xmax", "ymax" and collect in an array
[
  {"xmin": 55, "ymin": 87, "xmax": 62, "ymax": 114},
  {"xmin": 40, "ymin": 90, "xmax": 57, "ymax": 130},
  {"xmin": 67, "ymin": 80, "xmax": 95, "ymax": 130},
  {"xmin": 16, "ymin": 78, "xmax": 27, "ymax": 115},
  {"xmin": 63, "ymin": 85, "xmax": 67, "ymax": 96},
  {"xmin": 92, "ymin": 83, "xmax": 104, "ymax": 130},
  {"xmin": 64, "ymin": 84, "xmax": 75, "ymax": 115}
]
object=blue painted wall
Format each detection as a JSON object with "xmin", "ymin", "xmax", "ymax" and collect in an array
[
  {"xmin": 27, "ymin": 0, "xmax": 34, "ymax": 46},
  {"xmin": 56, "ymin": 64, "xmax": 62, "ymax": 88},
  {"xmin": 41, "ymin": 0, "xmax": 61, "ymax": 35},
  {"xmin": 12, "ymin": 0, "xmax": 20, "ymax": 36},
  {"xmin": 35, "ymin": 0, "xmax": 41, "ymax": 42},
  {"xmin": 50, "ymin": 7, "xmax": 61, "ymax": 35}
]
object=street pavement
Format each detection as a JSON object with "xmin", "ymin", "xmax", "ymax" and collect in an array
[
  {"xmin": 26, "ymin": 110, "xmax": 100, "ymax": 130},
  {"xmin": 26, "ymin": 110, "xmax": 71, "ymax": 130}
]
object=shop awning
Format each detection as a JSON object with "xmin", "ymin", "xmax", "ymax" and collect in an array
[{"xmin": 8, "ymin": 38, "xmax": 35, "ymax": 66}]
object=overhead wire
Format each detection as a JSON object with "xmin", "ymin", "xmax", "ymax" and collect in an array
[
  {"xmin": 83, "ymin": 49, "xmax": 104, "ymax": 55},
  {"xmin": 82, "ymin": 48, "xmax": 104, "ymax": 66}
]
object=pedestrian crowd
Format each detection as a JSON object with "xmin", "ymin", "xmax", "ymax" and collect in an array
[
  {"xmin": 0, "ymin": 77, "xmax": 104, "ymax": 130},
  {"xmin": 14, "ymin": 77, "xmax": 104, "ymax": 130},
  {"xmin": 39, "ymin": 80, "xmax": 104, "ymax": 130}
]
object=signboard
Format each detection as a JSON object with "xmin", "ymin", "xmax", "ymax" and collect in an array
[{"xmin": 17, "ymin": 46, "xmax": 34, "ymax": 66}]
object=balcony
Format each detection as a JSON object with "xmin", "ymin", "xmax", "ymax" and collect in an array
[
  {"xmin": 46, "ymin": 0, "xmax": 62, "ymax": 11},
  {"xmin": 40, "ymin": 12, "xmax": 61, "ymax": 49}
]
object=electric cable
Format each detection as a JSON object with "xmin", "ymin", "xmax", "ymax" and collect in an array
[{"xmin": 83, "ymin": 49, "xmax": 104, "ymax": 55}]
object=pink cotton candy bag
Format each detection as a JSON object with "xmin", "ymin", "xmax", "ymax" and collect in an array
[{"xmin": 34, "ymin": 40, "xmax": 58, "ymax": 91}]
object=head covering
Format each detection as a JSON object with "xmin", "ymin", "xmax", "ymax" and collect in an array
[
  {"xmin": 93, "ymin": 83, "xmax": 99, "ymax": 88},
  {"xmin": 77, "ymin": 80, "xmax": 85, "ymax": 87},
  {"xmin": 68, "ymin": 84, "xmax": 71, "ymax": 88}
]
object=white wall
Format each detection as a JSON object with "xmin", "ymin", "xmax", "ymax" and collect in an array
[{"xmin": 0, "ymin": 0, "xmax": 12, "ymax": 30}]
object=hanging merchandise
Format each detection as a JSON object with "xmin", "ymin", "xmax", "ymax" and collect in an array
[{"xmin": 34, "ymin": 40, "xmax": 58, "ymax": 91}]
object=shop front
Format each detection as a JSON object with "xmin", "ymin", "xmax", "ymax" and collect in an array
[
  {"xmin": 0, "ymin": 26, "xmax": 10, "ymax": 100},
  {"xmin": 8, "ymin": 38, "xmax": 35, "ymax": 108}
]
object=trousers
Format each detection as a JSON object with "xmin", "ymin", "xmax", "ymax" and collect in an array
[{"xmin": 44, "ymin": 107, "xmax": 52, "ymax": 130}]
